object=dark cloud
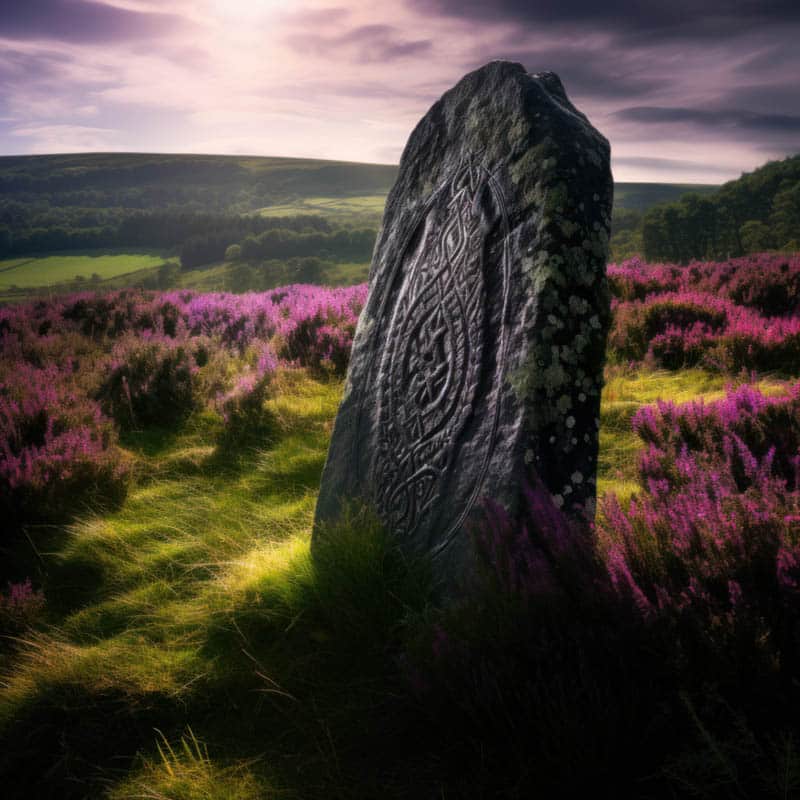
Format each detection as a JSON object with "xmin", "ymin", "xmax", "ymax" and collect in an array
[
  {"xmin": 459, "ymin": 45, "xmax": 667, "ymax": 101},
  {"xmin": 735, "ymin": 42, "xmax": 800, "ymax": 73},
  {"xmin": 286, "ymin": 24, "xmax": 432, "ymax": 63},
  {"xmin": 409, "ymin": 0, "xmax": 800, "ymax": 43},
  {"xmin": 614, "ymin": 106, "xmax": 800, "ymax": 137},
  {"xmin": 719, "ymin": 83, "xmax": 800, "ymax": 117},
  {"xmin": 0, "ymin": 0, "xmax": 187, "ymax": 44}
]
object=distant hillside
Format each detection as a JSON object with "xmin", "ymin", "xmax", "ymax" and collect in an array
[
  {"xmin": 0, "ymin": 152, "xmax": 710, "ymax": 214},
  {"xmin": 0, "ymin": 153, "xmax": 399, "ymax": 214},
  {"xmin": 614, "ymin": 182, "xmax": 716, "ymax": 211},
  {"xmin": 0, "ymin": 152, "xmax": 720, "ymax": 281},
  {"xmin": 641, "ymin": 154, "xmax": 800, "ymax": 262}
]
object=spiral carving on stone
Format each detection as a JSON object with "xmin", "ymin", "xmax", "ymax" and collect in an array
[{"xmin": 372, "ymin": 158, "xmax": 508, "ymax": 546}]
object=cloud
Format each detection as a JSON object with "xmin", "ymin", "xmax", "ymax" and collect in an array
[
  {"xmin": 2, "ymin": 0, "xmax": 188, "ymax": 44},
  {"xmin": 9, "ymin": 123, "xmax": 121, "ymax": 151},
  {"xmin": 0, "ymin": 0, "xmax": 798, "ymax": 181},
  {"xmin": 286, "ymin": 23, "xmax": 432, "ymax": 63},
  {"xmin": 614, "ymin": 106, "xmax": 800, "ymax": 138},
  {"xmin": 408, "ymin": 0, "xmax": 800, "ymax": 43},
  {"xmin": 720, "ymin": 82, "xmax": 800, "ymax": 115},
  {"xmin": 458, "ymin": 44, "xmax": 667, "ymax": 101}
]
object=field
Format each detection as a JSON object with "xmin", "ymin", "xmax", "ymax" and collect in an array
[
  {"xmin": 0, "ymin": 251, "xmax": 170, "ymax": 289},
  {"xmin": 1, "ymin": 252, "xmax": 800, "ymax": 797},
  {"xmin": 0, "ymin": 152, "xmax": 722, "ymax": 299},
  {"xmin": 257, "ymin": 194, "xmax": 387, "ymax": 224}
]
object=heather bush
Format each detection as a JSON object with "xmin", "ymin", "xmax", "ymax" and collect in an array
[
  {"xmin": 727, "ymin": 257, "xmax": 800, "ymax": 315},
  {"xmin": 609, "ymin": 291, "xmax": 800, "ymax": 372},
  {"xmin": 280, "ymin": 314, "xmax": 355, "ymax": 375},
  {"xmin": 597, "ymin": 382, "xmax": 800, "ymax": 702},
  {"xmin": 0, "ymin": 578, "xmax": 45, "ymax": 632},
  {"xmin": 400, "ymin": 485, "xmax": 673, "ymax": 795},
  {"xmin": 214, "ymin": 343, "xmax": 278, "ymax": 448},
  {"xmin": 0, "ymin": 363, "xmax": 129, "ymax": 525},
  {"xmin": 610, "ymin": 293, "xmax": 728, "ymax": 362},
  {"xmin": 99, "ymin": 334, "xmax": 200, "ymax": 430},
  {"xmin": 608, "ymin": 254, "xmax": 800, "ymax": 315},
  {"xmin": 63, "ymin": 290, "xmax": 140, "ymax": 338},
  {"xmin": 632, "ymin": 383, "xmax": 800, "ymax": 491}
]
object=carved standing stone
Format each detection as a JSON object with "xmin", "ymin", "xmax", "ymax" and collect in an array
[{"xmin": 313, "ymin": 61, "xmax": 613, "ymax": 581}]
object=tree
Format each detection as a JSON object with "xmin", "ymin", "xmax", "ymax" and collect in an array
[
  {"xmin": 226, "ymin": 263, "xmax": 258, "ymax": 293},
  {"xmin": 770, "ymin": 183, "xmax": 800, "ymax": 249},
  {"xmin": 739, "ymin": 220, "xmax": 774, "ymax": 253}
]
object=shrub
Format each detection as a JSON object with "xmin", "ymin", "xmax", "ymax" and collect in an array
[
  {"xmin": 99, "ymin": 334, "xmax": 199, "ymax": 430},
  {"xmin": 0, "ymin": 578, "xmax": 45, "ymax": 632},
  {"xmin": 609, "ymin": 291, "xmax": 800, "ymax": 372},
  {"xmin": 280, "ymin": 315, "xmax": 357, "ymax": 375},
  {"xmin": 596, "ymin": 382, "xmax": 800, "ymax": 687},
  {"xmin": 608, "ymin": 254, "xmax": 800, "ymax": 316},
  {"xmin": 0, "ymin": 362, "xmax": 129, "ymax": 526},
  {"xmin": 400, "ymin": 484, "xmax": 671, "ymax": 796},
  {"xmin": 214, "ymin": 343, "xmax": 278, "ymax": 448}
]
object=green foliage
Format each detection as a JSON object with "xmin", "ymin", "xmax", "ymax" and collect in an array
[
  {"xmin": 110, "ymin": 728, "xmax": 269, "ymax": 800},
  {"xmin": 642, "ymin": 154, "xmax": 800, "ymax": 262},
  {"xmin": 224, "ymin": 243, "xmax": 242, "ymax": 261},
  {"xmin": 3, "ymin": 364, "xmax": 799, "ymax": 798}
]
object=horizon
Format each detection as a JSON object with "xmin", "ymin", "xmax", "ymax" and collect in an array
[
  {"xmin": 1, "ymin": 2, "xmax": 799, "ymax": 183},
  {"xmin": 0, "ymin": 147, "xmax": 770, "ymax": 186}
]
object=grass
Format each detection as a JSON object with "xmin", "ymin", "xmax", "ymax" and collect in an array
[
  {"xmin": 175, "ymin": 262, "xmax": 231, "ymax": 293},
  {"xmin": 319, "ymin": 260, "xmax": 370, "ymax": 286},
  {"xmin": 258, "ymin": 194, "xmax": 386, "ymax": 225},
  {"xmin": 597, "ymin": 365, "xmax": 792, "ymax": 502},
  {"xmin": 0, "ymin": 363, "xmax": 784, "ymax": 797},
  {"xmin": 173, "ymin": 260, "xmax": 372, "ymax": 292},
  {"xmin": 0, "ymin": 250, "xmax": 170, "ymax": 290}
]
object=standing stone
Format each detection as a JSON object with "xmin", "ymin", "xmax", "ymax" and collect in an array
[{"xmin": 313, "ymin": 61, "xmax": 613, "ymax": 582}]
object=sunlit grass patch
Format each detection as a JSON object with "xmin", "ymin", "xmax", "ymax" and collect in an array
[
  {"xmin": 596, "ymin": 366, "xmax": 776, "ymax": 502},
  {"xmin": 109, "ymin": 728, "xmax": 269, "ymax": 800},
  {"xmin": 0, "ymin": 250, "xmax": 169, "ymax": 289},
  {"xmin": 257, "ymin": 194, "xmax": 386, "ymax": 224}
]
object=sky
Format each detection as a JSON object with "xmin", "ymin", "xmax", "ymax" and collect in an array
[{"xmin": 0, "ymin": 0, "xmax": 798, "ymax": 183}]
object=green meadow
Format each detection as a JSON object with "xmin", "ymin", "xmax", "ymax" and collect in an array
[
  {"xmin": 0, "ymin": 364, "xmax": 768, "ymax": 798},
  {"xmin": 258, "ymin": 194, "xmax": 387, "ymax": 224},
  {"xmin": 0, "ymin": 251, "xmax": 170, "ymax": 290}
]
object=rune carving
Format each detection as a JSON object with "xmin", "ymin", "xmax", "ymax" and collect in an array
[{"xmin": 374, "ymin": 159, "xmax": 506, "ymax": 543}]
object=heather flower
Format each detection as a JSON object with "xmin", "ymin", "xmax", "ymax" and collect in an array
[
  {"xmin": 598, "ymin": 382, "xmax": 800, "ymax": 639},
  {"xmin": 99, "ymin": 334, "xmax": 200, "ymax": 429},
  {"xmin": 0, "ymin": 578, "xmax": 45, "ymax": 618},
  {"xmin": 214, "ymin": 342, "xmax": 279, "ymax": 446},
  {"xmin": 0, "ymin": 363, "xmax": 129, "ymax": 525}
]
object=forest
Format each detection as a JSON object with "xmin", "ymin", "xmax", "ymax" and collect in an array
[{"xmin": 638, "ymin": 154, "xmax": 800, "ymax": 262}]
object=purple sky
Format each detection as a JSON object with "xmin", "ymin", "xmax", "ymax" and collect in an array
[{"xmin": 1, "ymin": 0, "xmax": 798, "ymax": 182}]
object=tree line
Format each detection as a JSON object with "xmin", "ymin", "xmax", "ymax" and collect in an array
[{"xmin": 639, "ymin": 154, "xmax": 800, "ymax": 262}]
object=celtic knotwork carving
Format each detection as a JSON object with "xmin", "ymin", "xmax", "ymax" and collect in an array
[{"xmin": 371, "ymin": 157, "xmax": 508, "ymax": 547}]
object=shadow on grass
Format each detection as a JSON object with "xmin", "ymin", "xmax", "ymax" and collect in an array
[{"xmin": 0, "ymin": 684, "xmax": 185, "ymax": 800}]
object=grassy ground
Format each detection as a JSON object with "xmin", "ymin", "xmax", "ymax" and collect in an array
[
  {"xmin": 0, "ymin": 257, "xmax": 369, "ymax": 302},
  {"xmin": 258, "ymin": 194, "xmax": 386, "ymax": 225},
  {"xmin": 0, "ymin": 251, "xmax": 170, "ymax": 290},
  {"xmin": 1, "ymin": 363, "xmax": 771, "ymax": 798},
  {"xmin": 598, "ymin": 366, "xmax": 791, "ymax": 502},
  {"xmin": 174, "ymin": 260, "xmax": 372, "ymax": 292}
]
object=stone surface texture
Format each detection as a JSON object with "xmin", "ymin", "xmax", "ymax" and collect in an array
[{"xmin": 313, "ymin": 60, "xmax": 613, "ymax": 581}]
